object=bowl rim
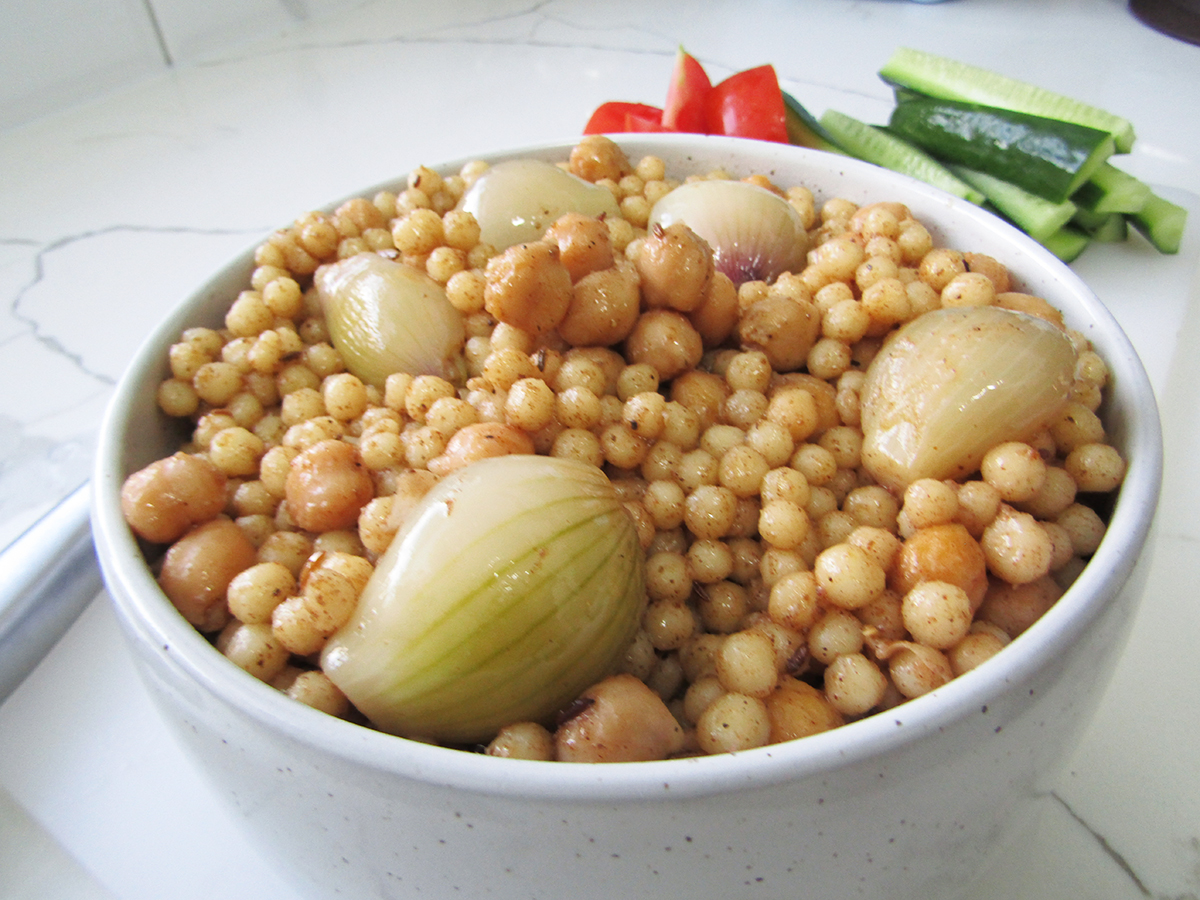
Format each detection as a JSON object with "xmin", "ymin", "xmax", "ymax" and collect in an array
[{"xmin": 92, "ymin": 133, "xmax": 1163, "ymax": 802}]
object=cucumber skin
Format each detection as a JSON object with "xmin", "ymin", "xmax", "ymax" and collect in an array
[
  {"xmin": 949, "ymin": 164, "xmax": 1077, "ymax": 244},
  {"xmin": 1073, "ymin": 162, "xmax": 1152, "ymax": 215},
  {"xmin": 1072, "ymin": 207, "xmax": 1129, "ymax": 243},
  {"xmin": 818, "ymin": 109, "xmax": 986, "ymax": 205},
  {"xmin": 1129, "ymin": 192, "xmax": 1187, "ymax": 254},
  {"xmin": 782, "ymin": 92, "xmax": 842, "ymax": 153},
  {"xmin": 880, "ymin": 47, "xmax": 1136, "ymax": 153},
  {"xmin": 1041, "ymin": 226, "xmax": 1092, "ymax": 263},
  {"xmin": 888, "ymin": 97, "xmax": 1115, "ymax": 204}
]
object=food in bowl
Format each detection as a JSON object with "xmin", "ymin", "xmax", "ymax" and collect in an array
[{"xmin": 118, "ymin": 135, "xmax": 1126, "ymax": 762}]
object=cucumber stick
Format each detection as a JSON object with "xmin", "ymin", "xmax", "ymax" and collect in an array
[
  {"xmin": 1073, "ymin": 162, "xmax": 1152, "ymax": 215},
  {"xmin": 879, "ymin": 47, "xmax": 1136, "ymax": 153},
  {"xmin": 888, "ymin": 97, "xmax": 1115, "ymax": 203},
  {"xmin": 818, "ymin": 109, "xmax": 986, "ymax": 205},
  {"xmin": 948, "ymin": 164, "xmax": 1076, "ymax": 243},
  {"xmin": 1041, "ymin": 226, "xmax": 1092, "ymax": 263},
  {"xmin": 1129, "ymin": 192, "xmax": 1187, "ymax": 254},
  {"xmin": 1071, "ymin": 207, "xmax": 1129, "ymax": 243},
  {"xmin": 782, "ymin": 92, "xmax": 843, "ymax": 153}
]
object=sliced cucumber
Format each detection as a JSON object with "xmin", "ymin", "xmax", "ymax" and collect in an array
[
  {"xmin": 1072, "ymin": 162, "xmax": 1152, "ymax": 215},
  {"xmin": 1041, "ymin": 226, "xmax": 1092, "ymax": 263},
  {"xmin": 879, "ymin": 47, "xmax": 1136, "ymax": 153},
  {"xmin": 948, "ymin": 164, "xmax": 1076, "ymax": 243},
  {"xmin": 817, "ymin": 109, "xmax": 986, "ymax": 204},
  {"xmin": 888, "ymin": 96, "xmax": 1115, "ymax": 203},
  {"xmin": 1128, "ymin": 192, "xmax": 1187, "ymax": 254},
  {"xmin": 1071, "ymin": 207, "xmax": 1129, "ymax": 243},
  {"xmin": 782, "ymin": 92, "xmax": 843, "ymax": 152}
]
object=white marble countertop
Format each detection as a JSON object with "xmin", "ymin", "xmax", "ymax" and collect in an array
[{"xmin": 2, "ymin": 1, "xmax": 1198, "ymax": 897}]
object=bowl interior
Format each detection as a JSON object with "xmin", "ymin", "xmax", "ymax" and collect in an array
[{"xmin": 92, "ymin": 133, "xmax": 1163, "ymax": 800}]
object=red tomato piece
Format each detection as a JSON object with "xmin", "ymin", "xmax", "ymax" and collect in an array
[
  {"xmin": 705, "ymin": 64, "xmax": 789, "ymax": 143},
  {"xmin": 584, "ymin": 101, "xmax": 667, "ymax": 135},
  {"xmin": 662, "ymin": 48, "xmax": 712, "ymax": 133}
]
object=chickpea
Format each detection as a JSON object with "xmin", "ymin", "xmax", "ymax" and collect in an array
[
  {"xmin": 568, "ymin": 135, "xmax": 631, "ymax": 183},
  {"xmin": 544, "ymin": 212, "xmax": 614, "ymax": 281},
  {"xmin": 636, "ymin": 222, "xmax": 714, "ymax": 312},
  {"xmin": 557, "ymin": 262, "xmax": 641, "ymax": 347},
  {"xmin": 978, "ymin": 575, "xmax": 1063, "ymax": 637},
  {"xmin": 487, "ymin": 722, "xmax": 556, "ymax": 760},
  {"xmin": 624, "ymin": 309, "xmax": 704, "ymax": 380},
  {"xmin": 121, "ymin": 452, "xmax": 227, "ymax": 544},
  {"xmin": 158, "ymin": 517, "xmax": 258, "ymax": 632},
  {"xmin": 735, "ymin": 296, "xmax": 821, "ymax": 372},
  {"xmin": 285, "ymin": 439, "xmax": 374, "ymax": 532},
  {"xmin": 483, "ymin": 241, "xmax": 573, "ymax": 336},
  {"xmin": 688, "ymin": 271, "xmax": 740, "ymax": 347},
  {"xmin": 963, "ymin": 252, "xmax": 1011, "ymax": 293},
  {"xmin": 890, "ymin": 523, "xmax": 989, "ymax": 612},
  {"xmin": 764, "ymin": 678, "xmax": 843, "ymax": 743},
  {"xmin": 555, "ymin": 674, "xmax": 685, "ymax": 762},
  {"xmin": 995, "ymin": 291, "xmax": 1064, "ymax": 327}
]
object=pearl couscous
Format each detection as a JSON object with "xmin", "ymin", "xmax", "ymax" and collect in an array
[{"xmin": 120, "ymin": 135, "xmax": 1124, "ymax": 762}]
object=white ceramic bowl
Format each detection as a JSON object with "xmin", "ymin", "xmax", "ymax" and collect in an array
[{"xmin": 92, "ymin": 134, "xmax": 1162, "ymax": 900}]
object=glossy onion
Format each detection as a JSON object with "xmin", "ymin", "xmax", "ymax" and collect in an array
[
  {"xmin": 860, "ymin": 306, "xmax": 1077, "ymax": 491},
  {"xmin": 314, "ymin": 252, "xmax": 466, "ymax": 387},
  {"xmin": 457, "ymin": 159, "xmax": 621, "ymax": 250},
  {"xmin": 321, "ymin": 455, "xmax": 646, "ymax": 744},
  {"xmin": 648, "ymin": 179, "xmax": 809, "ymax": 285}
]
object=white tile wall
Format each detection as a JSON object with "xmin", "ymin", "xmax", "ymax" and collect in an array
[
  {"xmin": 0, "ymin": 0, "xmax": 359, "ymax": 130},
  {"xmin": 0, "ymin": 0, "xmax": 166, "ymax": 130},
  {"xmin": 146, "ymin": 0, "xmax": 356, "ymax": 69}
]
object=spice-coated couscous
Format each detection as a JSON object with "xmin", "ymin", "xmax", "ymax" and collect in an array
[{"xmin": 120, "ymin": 135, "xmax": 1124, "ymax": 762}]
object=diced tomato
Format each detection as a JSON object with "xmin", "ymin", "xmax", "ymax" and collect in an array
[
  {"xmin": 705, "ymin": 64, "xmax": 790, "ymax": 143},
  {"xmin": 662, "ymin": 48, "xmax": 712, "ymax": 133},
  {"xmin": 584, "ymin": 101, "xmax": 667, "ymax": 135}
]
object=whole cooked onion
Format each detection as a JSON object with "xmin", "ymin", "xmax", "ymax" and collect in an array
[
  {"xmin": 314, "ymin": 252, "xmax": 466, "ymax": 387},
  {"xmin": 458, "ymin": 159, "xmax": 621, "ymax": 250},
  {"xmin": 860, "ymin": 306, "xmax": 1077, "ymax": 490},
  {"xmin": 648, "ymin": 179, "xmax": 809, "ymax": 285},
  {"xmin": 320, "ymin": 455, "xmax": 646, "ymax": 744}
]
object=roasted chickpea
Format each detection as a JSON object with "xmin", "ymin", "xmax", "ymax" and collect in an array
[
  {"xmin": 636, "ymin": 222, "xmax": 714, "ymax": 312},
  {"xmin": 484, "ymin": 241, "xmax": 573, "ymax": 336}
]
